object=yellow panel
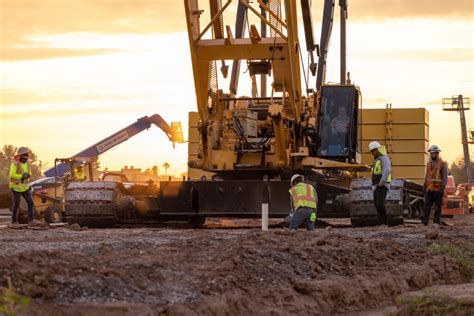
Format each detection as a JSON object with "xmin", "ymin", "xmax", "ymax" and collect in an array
[
  {"xmin": 195, "ymin": 38, "xmax": 287, "ymax": 61},
  {"xmin": 361, "ymin": 124, "xmax": 428, "ymax": 140},
  {"xmin": 392, "ymin": 166, "xmax": 426, "ymax": 179},
  {"xmin": 188, "ymin": 142, "xmax": 200, "ymax": 155},
  {"xmin": 188, "ymin": 127, "xmax": 200, "ymax": 143},
  {"xmin": 301, "ymin": 157, "xmax": 371, "ymax": 171},
  {"xmin": 361, "ymin": 108, "xmax": 429, "ymax": 125},
  {"xmin": 361, "ymin": 153, "xmax": 428, "ymax": 166},
  {"xmin": 210, "ymin": 150, "xmax": 236, "ymax": 170},
  {"xmin": 361, "ymin": 140, "xmax": 429, "ymax": 153},
  {"xmin": 189, "ymin": 111, "xmax": 199, "ymax": 128},
  {"xmin": 187, "ymin": 168, "xmax": 215, "ymax": 180}
]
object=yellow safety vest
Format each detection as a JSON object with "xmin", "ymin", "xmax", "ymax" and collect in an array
[
  {"xmin": 9, "ymin": 161, "xmax": 32, "ymax": 192},
  {"xmin": 289, "ymin": 182, "xmax": 317, "ymax": 210},
  {"xmin": 371, "ymin": 158, "xmax": 392, "ymax": 182},
  {"xmin": 75, "ymin": 169, "xmax": 86, "ymax": 181}
]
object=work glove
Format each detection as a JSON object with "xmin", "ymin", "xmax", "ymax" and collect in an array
[
  {"xmin": 22, "ymin": 173, "xmax": 31, "ymax": 180},
  {"xmin": 371, "ymin": 185, "xmax": 377, "ymax": 191}
]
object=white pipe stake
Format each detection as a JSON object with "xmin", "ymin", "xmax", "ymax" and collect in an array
[{"xmin": 262, "ymin": 203, "xmax": 269, "ymax": 231}]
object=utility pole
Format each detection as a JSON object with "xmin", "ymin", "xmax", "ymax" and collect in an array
[{"xmin": 442, "ymin": 95, "xmax": 473, "ymax": 183}]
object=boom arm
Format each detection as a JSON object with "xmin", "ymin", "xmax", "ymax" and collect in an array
[
  {"xmin": 316, "ymin": 0, "xmax": 335, "ymax": 91},
  {"xmin": 44, "ymin": 114, "xmax": 183, "ymax": 177}
]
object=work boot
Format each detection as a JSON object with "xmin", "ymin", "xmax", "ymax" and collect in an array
[{"xmin": 28, "ymin": 219, "xmax": 42, "ymax": 227}]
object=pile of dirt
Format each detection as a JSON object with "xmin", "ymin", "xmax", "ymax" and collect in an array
[
  {"xmin": 392, "ymin": 283, "xmax": 474, "ymax": 315},
  {"xmin": 0, "ymin": 184, "xmax": 12, "ymax": 209},
  {"xmin": 0, "ymin": 219, "xmax": 473, "ymax": 315}
]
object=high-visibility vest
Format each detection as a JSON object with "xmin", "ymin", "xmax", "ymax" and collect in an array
[
  {"xmin": 9, "ymin": 161, "xmax": 31, "ymax": 192},
  {"xmin": 75, "ymin": 168, "xmax": 86, "ymax": 181},
  {"xmin": 426, "ymin": 159, "xmax": 445, "ymax": 192},
  {"xmin": 289, "ymin": 182, "xmax": 317, "ymax": 210},
  {"xmin": 371, "ymin": 157, "xmax": 392, "ymax": 185}
]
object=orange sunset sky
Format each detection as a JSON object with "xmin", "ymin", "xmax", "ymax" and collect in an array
[{"xmin": 1, "ymin": 0, "xmax": 473, "ymax": 176}]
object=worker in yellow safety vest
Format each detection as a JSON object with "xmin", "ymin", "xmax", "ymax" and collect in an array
[
  {"xmin": 288, "ymin": 174, "xmax": 317, "ymax": 231},
  {"xmin": 9, "ymin": 147, "xmax": 37, "ymax": 225},
  {"xmin": 369, "ymin": 141, "xmax": 392, "ymax": 226},
  {"xmin": 74, "ymin": 165, "xmax": 86, "ymax": 182}
]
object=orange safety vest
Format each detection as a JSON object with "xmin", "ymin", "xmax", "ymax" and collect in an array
[{"xmin": 425, "ymin": 159, "xmax": 445, "ymax": 192}]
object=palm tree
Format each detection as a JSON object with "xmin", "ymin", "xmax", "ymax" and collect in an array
[{"xmin": 162, "ymin": 162, "xmax": 170, "ymax": 175}]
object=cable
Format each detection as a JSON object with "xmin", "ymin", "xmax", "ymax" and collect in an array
[{"xmin": 299, "ymin": 42, "xmax": 309, "ymax": 94}]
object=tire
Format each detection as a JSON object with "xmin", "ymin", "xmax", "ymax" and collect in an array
[{"xmin": 44, "ymin": 205, "xmax": 62, "ymax": 223}]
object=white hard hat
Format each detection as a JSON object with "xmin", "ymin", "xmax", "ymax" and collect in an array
[
  {"xmin": 428, "ymin": 145, "xmax": 441, "ymax": 153},
  {"xmin": 368, "ymin": 141, "xmax": 381, "ymax": 151},
  {"xmin": 291, "ymin": 174, "xmax": 304, "ymax": 186},
  {"xmin": 17, "ymin": 147, "xmax": 30, "ymax": 155}
]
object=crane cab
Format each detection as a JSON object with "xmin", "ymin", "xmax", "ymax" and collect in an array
[{"xmin": 314, "ymin": 84, "xmax": 362, "ymax": 164}]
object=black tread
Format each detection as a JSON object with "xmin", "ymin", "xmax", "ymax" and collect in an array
[
  {"xmin": 67, "ymin": 216, "xmax": 117, "ymax": 228},
  {"xmin": 350, "ymin": 216, "xmax": 378, "ymax": 227}
]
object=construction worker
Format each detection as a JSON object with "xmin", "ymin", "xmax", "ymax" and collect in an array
[
  {"xmin": 369, "ymin": 141, "xmax": 392, "ymax": 226},
  {"xmin": 74, "ymin": 165, "xmax": 86, "ymax": 182},
  {"xmin": 422, "ymin": 145, "xmax": 447, "ymax": 226},
  {"xmin": 288, "ymin": 174, "xmax": 317, "ymax": 231},
  {"xmin": 9, "ymin": 147, "xmax": 36, "ymax": 225}
]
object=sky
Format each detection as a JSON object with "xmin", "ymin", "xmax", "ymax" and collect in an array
[{"xmin": 1, "ymin": 0, "xmax": 473, "ymax": 176}]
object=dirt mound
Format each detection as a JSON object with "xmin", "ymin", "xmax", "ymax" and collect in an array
[
  {"xmin": 392, "ymin": 283, "xmax": 474, "ymax": 315},
  {"xmin": 0, "ymin": 184, "xmax": 12, "ymax": 209},
  {"xmin": 0, "ymin": 221, "xmax": 473, "ymax": 315}
]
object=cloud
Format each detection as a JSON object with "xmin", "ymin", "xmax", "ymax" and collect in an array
[
  {"xmin": 0, "ymin": 0, "xmax": 472, "ymax": 61},
  {"xmin": 0, "ymin": 47, "xmax": 117, "ymax": 61},
  {"xmin": 0, "ymin": 0, "xmax": 185, "ymax": 60},
  {"xmin": 349, "ymin": 0, "xmax": 473, "ymax": 20},
  {"xmin": 360, "ymin": 48, "xmax": 474, "ymax": 62}
]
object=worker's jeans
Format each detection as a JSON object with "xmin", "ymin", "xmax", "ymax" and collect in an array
[
  {"xmin": 374, "ymin": 186, "xmax": 388, "ymax": 225},
  {"xmin": 422, "ymin": 190, "xmax": 443, "ymax": 225},
  {"xmin": 289, "ymin": 207, "xmax": 315, "ymax": 231},
  {"xmin": 11, "ymin": 189, "xmax": 34, "ymax": 223}
]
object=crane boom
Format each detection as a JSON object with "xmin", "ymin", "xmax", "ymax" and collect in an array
[
  {"xmin": 44, "ymin": 114, "xmax": 183, "ymax": 177},
  {"xmin": 316, "ymin": 0, "xmax": 335, "ymax": 90}
]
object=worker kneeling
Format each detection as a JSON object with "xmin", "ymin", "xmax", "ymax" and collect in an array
[{"xmin": 289, "ymin": 174, "xmax": 317, "ymax": 231}]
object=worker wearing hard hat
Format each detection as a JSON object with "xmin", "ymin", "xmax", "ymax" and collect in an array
[
  {"xmin": 288, "ymin": 174, "xmax": 317, "ymax": 231},
  {"xmin": 9, "ymin": 147, "xmax": 36, "ymax": 225},
  {"xmin": 369, "ymin": 141, "xmax": 392, "ymax": 226},
  {"xmin": 74, "ymin": 165, "xmax": 86, "ymax": 182},
  {"xmin": 422, "ymin": 145, "xmax": 447, "ymax": 225}
]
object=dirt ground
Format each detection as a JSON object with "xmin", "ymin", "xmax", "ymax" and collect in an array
[{"xmin": 0, "ymin": 214, "xmax": 473, "ymax": 316}]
